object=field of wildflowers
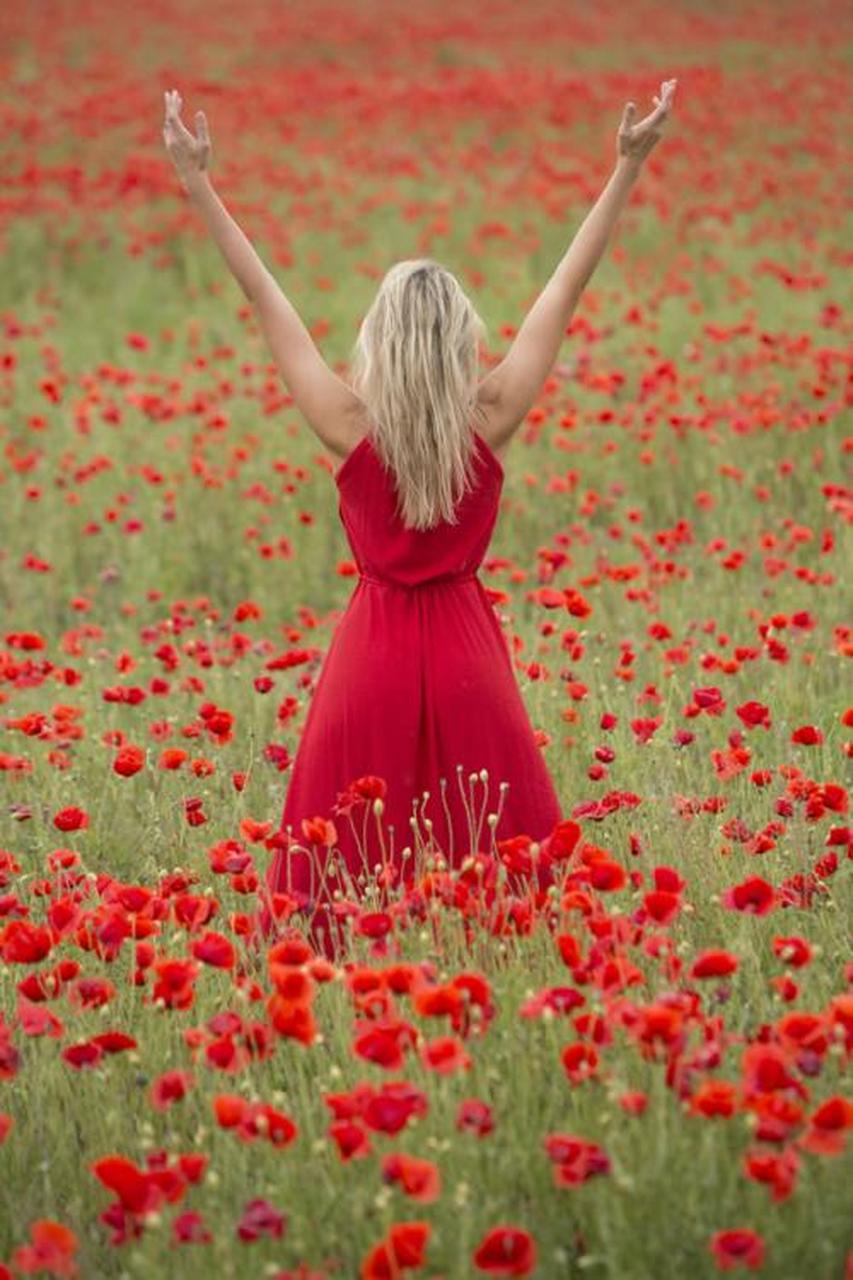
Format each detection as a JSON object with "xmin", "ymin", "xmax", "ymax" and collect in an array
[{"xmin": 0, "ymin": 0, "xmax": 851, "ymax": 1276}]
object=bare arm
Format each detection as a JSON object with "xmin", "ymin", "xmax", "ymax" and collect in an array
[
  {"xmin": 552, "ymin": 156, "xmax": 642, "ymax": 304},
  {"xmin": 184, "ymin": 173, "xmax": 362, "ymax": 454},
  {"xmin": 478, "ymin": 157, "xmax": 641, "ymax": 443},
  {"xmin": 185, "ymin": 171, "xmax": 270, "ymax": 302},
  {"xmin": 479, "ymin": 81, "xmax": 677, "ymax": 446},
  {"xmin": 164, "ymin": 90, "xmax": 363, "ymax": 456}
]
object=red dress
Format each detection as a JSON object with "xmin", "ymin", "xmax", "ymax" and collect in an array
[{"xmin": 265, "ymin": 429, "xmax": 564, "ymax": 948}]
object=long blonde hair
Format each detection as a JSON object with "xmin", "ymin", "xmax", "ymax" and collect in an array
[{"xmin": 347, "ymin": 259, "xmax": 490, "ymax": 531}]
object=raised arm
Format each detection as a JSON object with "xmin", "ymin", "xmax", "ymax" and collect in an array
[
  {"xmin": 478, "ymin": 79, "xmax": 677, "ymax": 448},
  {"xmin": 162, "ymin": 90, "xmax": 363, "ymax": 458}
]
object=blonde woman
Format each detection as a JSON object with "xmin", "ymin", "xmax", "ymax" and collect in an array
[{"xmin": 164, "ymin": 79, "xmax": 676, "ymax": 955}]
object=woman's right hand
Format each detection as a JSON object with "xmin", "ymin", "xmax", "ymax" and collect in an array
[
  {"xmin": 163, "ymin": 89, "xmax": 212, "ymax": 193},
  {"xmin": 617, "ymin": 79, "xmax": 677, "ymax": 169}
]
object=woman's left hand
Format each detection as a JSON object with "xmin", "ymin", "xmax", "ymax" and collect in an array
[
  {"xmin": 616, "ymin": 79, "xmax": 677, "ymax": 170},
  {"xmin": 163, "ymin": 89, "xmax": 211, "ymax": 192}
]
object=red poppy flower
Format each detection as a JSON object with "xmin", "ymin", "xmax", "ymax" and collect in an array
[
  {"xmin": 520, "ymin": 987, "xmax": 585, "ymax": 1019},
  {"xmin": 269, "ymin": 964, "xmax": 314, "ymax": 1002},
  {"xmin": 709, "ymin": 1228, "xmax": 765, "ymax": 1270},
  {"xmin": 71, "ymin": 975, "xmax": 117, "ymax": 1012},
  {"xmin": 1, "ymin": 921, "xmax": 52, "ymax": 964},
  {"xmin": 183, "ymin": 797, "xmax": 208, "ymax": 827},
  {"xmin": 61, "ymin": 1041, "xmax": 103, "ymax": 1070},
  {"xmin": 653, "ymin": 865, "xmax": 687, "ymax": 894},
  {"xmin": 253, "ymin": 1104, "xmax": 298, "ymax": 1148},
  {"xmin": 91, "ymin": 1156, "xmax": 165, "ymax": 1215},
  {"xmin": 556, "ymin": 934, "xmax": 583, "ymax": 968},
  {"xmin": 213, "ymin": 1094, "xmax": 246, "ymax": 1128},
  {"xmin": 544, "ymin": 1133, "xmax": 611, "ymax": 1186},
  {"xmin": 740, "ymin": 1044, "xmax": 806, "ymax": 1100},
  {"xmin": 53, "ymin": 806, "xmax": 88, "ymax": 832},
  {"xmin": 412, "ymin": 982, "xmax": 464, "ymax": 1020},
  {"xmin": 236, "ymin": 1198, "xmax": 286, "ymax": 1243},
  {"xmin": 199, "ymin": 704, "xmax": 235, "ymax": 744},
  {"xmin": 354, "ymin": 911, "xmax": 394, "ymax": 939},
  {"xmin": 743, "ymin": 1146, "xmax": 800, "ymax": 1202},
  {"xmin": 329, "ymin": 1119, "xmax": 371, "ymax": 1161},
  {"xmin": 151, "ymin": 1070, "xmax": 193, "ymax": 1111},
  {"xmin": 417, "ymin": 1030, "xmax": 470, "ymax": 1071},
  {"xmin": 618, "ymin": 1090, "xmax": 648, "ymax": 1115},
  {"xmin": 172, "ymin": 1210, "xmax": 213, "ymax": 1245},
  {"xmin": 799, "ymin": 1096, "xmax": 853, "ymax": 1156},
  {"xmin": 689, "ymin": 1080, "xmax": 738, "ymax": 1118},
  {"xmin": 91, "ymin": 1031, "xmax": 136, "ymax": 1055},
  {"xmin": 301, "ymin": 816, "xmax": 338, "ymax": 846},
  {"xmin": 721, "ymin": 877, "xmax": 776, "ymax": 915},
  {"xmin": 10, "ymin": 1220, "xmax": 78, "ymax": 1278},
  {"xmin": 360, "ymin": 1221, "xmax": 430, "ymax": 1278},
  {"xmin": 544, "ymin": 819, "xmax": 582, "ymax": 862},
  {"xmin": 642, "ymin": 889, "xmax": 681, "ymax": 924},
  {"xmin": 791, "ymin": 725, "xmax": 823, "ymax": 745},
  {"xmin": 151, "ymin": 958, "xmax": 199, "ymax": 1010},
  {"xmin": 270, "ymin": 935, "xmax": 316, "ymax": 966},
  {"xmin": 473, "ymin": 1226, "xmax": 537, "ymax": 1275},
  {"xmin": 772, "ymin": 935, "xmax": 813, "ymax": 968},
  {"xmin": 691, "ymin": 686, "xmax": 726, "ymax": 715},
  {"xmin": 361, "ymin": 1082, "xmax": 429, "ymax": 1135},
  {"xmin": 690, "ymin": 950, "xmax": 740, "ymax": 980},
  {"xmin": 388, "ymin": 1221, "xmax": 430, "ymax": 1268},
  {"xmin": 266, "ymin": 994, "xmax": 317, "ymax": 1045},
  {"xmin": 381, "ymin": 1152, "xmax": 441, "ymax": 1202},
  {"xmin": 587, "ymin": 859, "xmax": 627, "ymax": 892},
  {"xmin": 775, "ymin": 1011, "xmax": 829, "ymax": 1059},
  {"xmin": 353, "ymin": 1020, "xmax": 416, "ymax": 1071},
  {"xmin": 736, "ymin": 701, "xmax": 771, "ymax": 729},
  {"xmin": 560, "ymin": 1041, "xmax": 599, "ymax": 1085},
  {"xmin": 113, "ymin": 744, "xmax": 145, "ymax": 777},
  {"xmin": 240, "ymin": 817, "xmax": 273, "ymax": 843},
  {"xmin": 190, "ymin": 930, "xmax": 236, "ymax": 969},
  {"xmin": 456, "ymin": 1097, "xmax": 495, "ymax": 1137},
  {"xmin": 18, "ymin": 1001, "xmax": 63, "ymax": 1039},
  {"xmin": 230, "ymin": 598, "xmax": 261, "ymax": 623}
]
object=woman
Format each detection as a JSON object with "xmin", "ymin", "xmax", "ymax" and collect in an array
[{"xmin": 163, "ymin": 79, "xmax": 677, "ymax": 954}]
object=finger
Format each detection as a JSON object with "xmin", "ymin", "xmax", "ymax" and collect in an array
[
  {"xmin": 167, "ymin": 93, "xmax": 193, "ymax": 140},
  {"xmin": 619, "ymin": 101, "xmax": 636, "ymax": 133},
  {"xmin": 195, "ymin": 110, "xmax": 210, "ymax": 145}
]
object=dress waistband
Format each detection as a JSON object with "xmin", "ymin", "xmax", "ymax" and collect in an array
[{"xmin": 358, "ymin": 570, "xmax": 479, "ymax": 588}]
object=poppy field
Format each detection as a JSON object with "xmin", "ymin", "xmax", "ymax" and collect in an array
[{"xmin": 0, "ymin": 0, "xmax": 851, "ymax": 1276}]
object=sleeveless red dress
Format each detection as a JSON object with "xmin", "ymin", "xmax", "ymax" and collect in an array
[{"xmin": 264, "ymin": 429, "xmax": 564, "ymax": 949}]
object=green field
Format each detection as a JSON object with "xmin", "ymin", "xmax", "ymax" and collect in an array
[{"xmin": 0, "ymin": 0, "xmax": 851, "ymax": 1276}]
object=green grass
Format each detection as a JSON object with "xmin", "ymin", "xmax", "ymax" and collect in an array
[{"xmin": 0, "ymin": 5, "xmax": 851, "ymax": 1277}]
